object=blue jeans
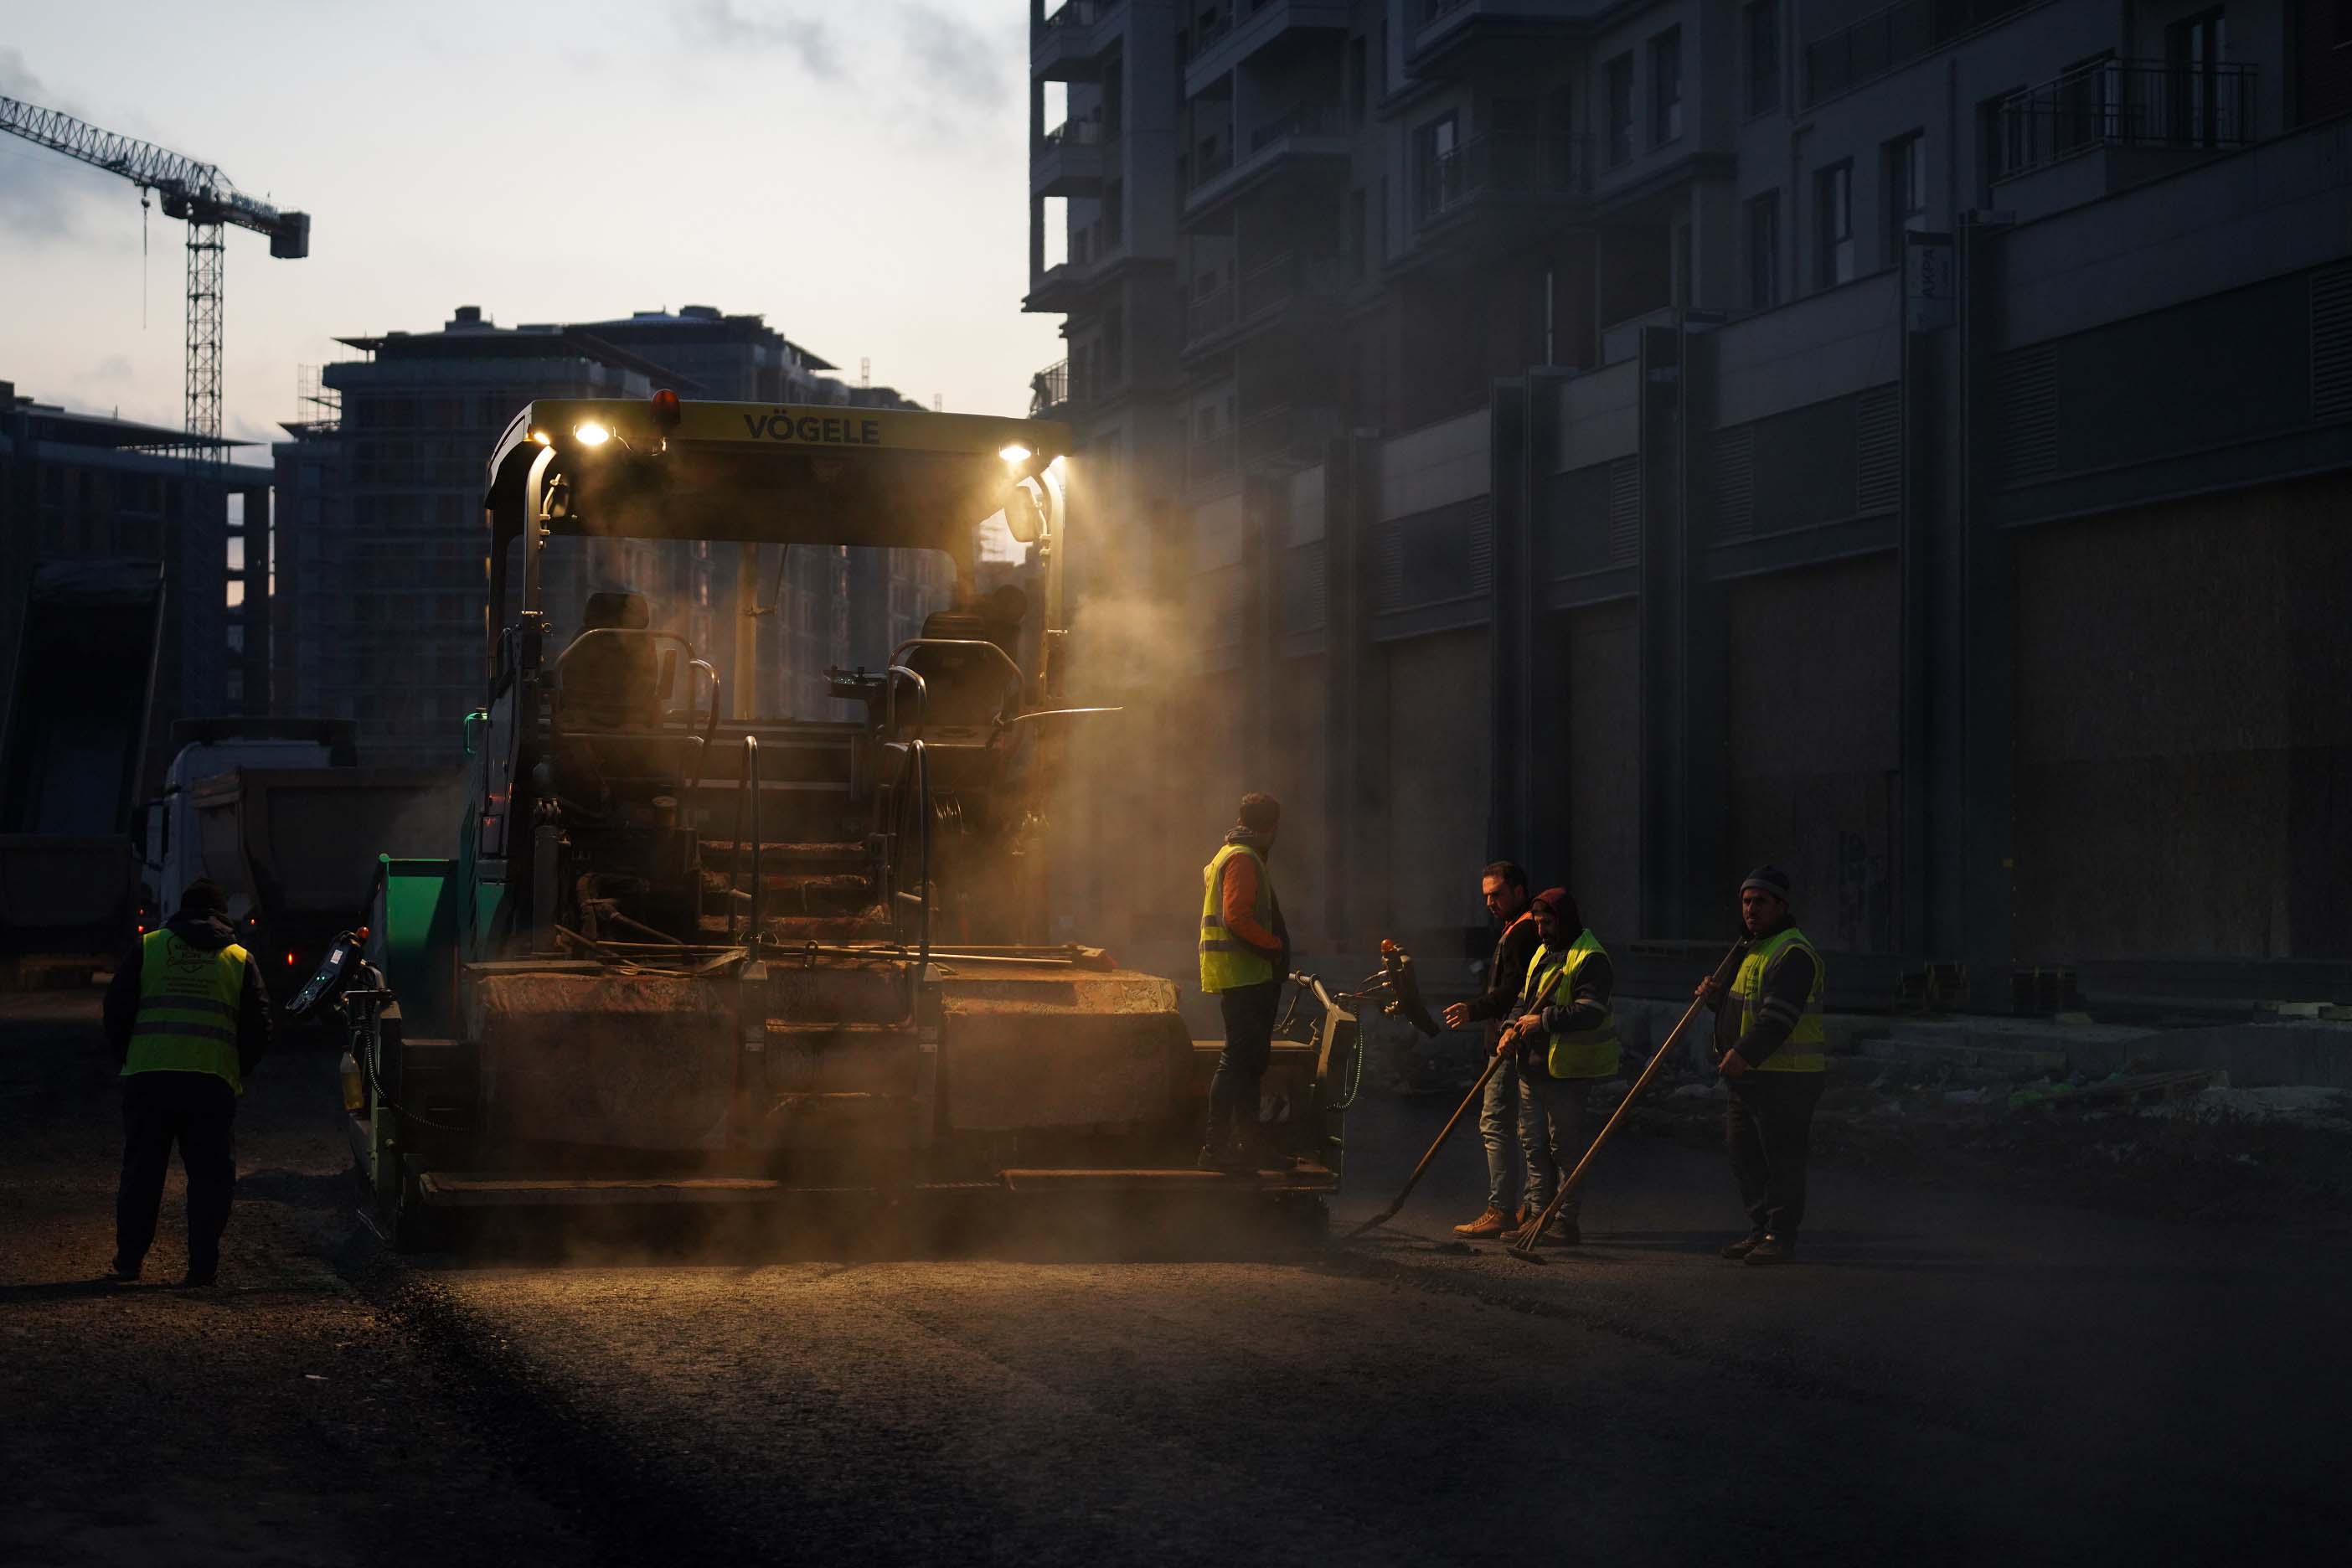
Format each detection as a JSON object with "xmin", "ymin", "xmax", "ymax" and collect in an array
[
  {"xmin": 1478, "ymin": 1035, "xmax": 1523, "ymax": 1211},
  {"xmin": 1519, "ymin": 1072, "xmax": 1592, "ymax": 1219}
]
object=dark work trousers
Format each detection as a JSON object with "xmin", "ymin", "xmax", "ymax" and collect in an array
[
  {"xmin": 1206, "ymin": 978, "xmax": 1284, "ymax": 1144},
  {"xmin": 1725, "ymin": 1070, "xmax": 1828, "ymax": 1239},
  {"xmin": 1518, "ymin": 1071, "xmax": 1591, "ymax": 1220},
  {"xmin": 116, "ymin": 1070, "xmax": 239, "ymax": 1277}
]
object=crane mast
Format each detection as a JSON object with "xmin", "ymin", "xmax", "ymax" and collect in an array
[{"xmin": 0, "ymin": 94, "xmax": 309, "ymax": 450}]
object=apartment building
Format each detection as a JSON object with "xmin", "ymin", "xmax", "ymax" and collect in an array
[
  {"xmin": 271, "ymin": 307, "xmax": 951, "ymax": 767},
  {"xmin": 1028, "ymin": 0, "xmax": 2352, "ymax": 1004},
  {"xmin": 0, "ymin": 382, "xmax": 273, "ymax": 787}
]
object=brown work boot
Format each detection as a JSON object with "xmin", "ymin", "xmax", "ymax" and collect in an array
[
  {"xmin": 1506, "ymin": 1211, "xmax": 1580, "ymax": 1247},
  {"xmin": 1453, "ymin": 1205, "xmax": 1513, "ymax": 1238}
]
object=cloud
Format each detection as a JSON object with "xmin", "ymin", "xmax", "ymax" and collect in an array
[
  {"xmin": 0, "ymin": 49, "xmax": 102, "ymax": 242},
  {"xmin": 674, "ymin": 1, "xmax": 843, "ymax": 80},
  {"xmin": 899, "ymin": 4, "xmax": 1004, "ymax": 108}
]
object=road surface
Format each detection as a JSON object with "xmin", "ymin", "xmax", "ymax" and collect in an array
[{"xmin": 4, "ymin": 991, "xmax": 2340, "ymax": 1565}]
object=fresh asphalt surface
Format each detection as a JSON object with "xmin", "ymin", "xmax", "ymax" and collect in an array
[{"xmin": 4, "ymin": 988, "xmax": 2343, "ymax": 1565}]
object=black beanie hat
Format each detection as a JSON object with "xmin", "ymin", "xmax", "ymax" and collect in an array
[{"xmin": 1740, "ymin": 865, "xmax": 1793, "ymax": 905}]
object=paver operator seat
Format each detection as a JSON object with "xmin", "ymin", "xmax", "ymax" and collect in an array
[{"xmin": 552, "ymin": 589, "xmax": 710, "ymax": 811}]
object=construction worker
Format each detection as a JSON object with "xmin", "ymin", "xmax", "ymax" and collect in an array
[
  {"xmin": 102, "ymin": 879, "xmax": 271, "ymax": 1287},
  {"xmin": 1498, "ymin": 888, "xmax": 1618, "ymax": 1246},
  {"xmin": 559, "ymin": 588, "xmax": 660, "ymax": 732},
  {"xmin": 1694, "ymin": 865, "xmax": 1825, "ymax": 1266},
  {"xmin": 1197, "ymin": 793, "xmax": 1289, "ymax": 1171},
  {"xmin": 1441, "ymin": 861, "xmax": 1543, "ymax": 1237}
]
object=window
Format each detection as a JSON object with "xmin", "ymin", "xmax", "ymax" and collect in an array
[
  {"xmin": 1746, "ymin": 190, "xmax": 1781, "ymax": 307},
  {"xmin": 1979, "ymin": 85, "xmax": 2025, "ymax": 194},
  {"xmin": 2170, "ymin": 9, "xmax": 2228, "ymax": 147},
  {"xmin": 1414, "ymin": 112, "xmax": 1458, "ymax": 220},
  {"xmin": 1348, "ymin": 35, "xmax": 1369, "ymax": 122},
  {"xmin": 1815, "ymin": 161, "xmax": 1854, "ymax": 286},
  {"xmin": 1605, "ymin": 54, "xmax": 1634, "ymax": 164},
  {"xmin": 1745, "ymin": 3, "xmax": 1781, "ymax": 116},
  {"xmin": 1650, "ymin": 28, "xmax": 1683, "ymax": 144},
  {"xmin": 1884, "ymin": 132, "xmax": 1926, "ymax": 256}
]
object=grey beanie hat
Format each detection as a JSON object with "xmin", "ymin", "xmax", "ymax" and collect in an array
[{"xmin": 1740, "ymin": 864, "xmax": 1793, "ymax": 905}]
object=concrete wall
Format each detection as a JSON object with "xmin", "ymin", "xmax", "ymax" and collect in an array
[
  {"xmin": 1385, "ymin": 627, "xmax": 1489, "ymax": 941},
  {"xmin": 1561, "ymin": 598, "xmax": 1640, "ymax": 943},
  {"xmin": 2010, "ymin": 472, "xmax": 2352, "ymax": 962},
  {"xmin": 1723, "ymin": 552, "xmax": 1901, "ymax": 952}
]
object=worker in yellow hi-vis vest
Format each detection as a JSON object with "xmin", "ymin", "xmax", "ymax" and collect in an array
[
  {"xmin": 101, "ymin": 879, "xmax": 271, "ymax": 1287},
  {"xmin": 1694, "ymin": 865, "xmax": 1825, "ymax": 1267},
  {"xmin": 1196, "ymin": 793, "xmax": 1289, "ymax": 1172}
]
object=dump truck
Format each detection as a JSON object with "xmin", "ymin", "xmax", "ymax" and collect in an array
[
  {"xmin": 313, "ymin": 393, "xmax": 1403, "ymax": 1246},
  {"xmin": 0, "ymin": 560, "xmax": 164, "ymax": 981},
  {"xmin": 144, "ymin": 718, "xmax": 461, "ymax": 1003}
]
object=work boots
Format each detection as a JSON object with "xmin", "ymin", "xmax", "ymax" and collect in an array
[{"xmin": 1453, "ymin": 1206, "xmax": 1513, "ymax": 1238}]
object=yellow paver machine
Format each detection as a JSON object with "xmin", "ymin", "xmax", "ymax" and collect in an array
[{"xmin": 299, "ymin": 393, "xmax": 1430, "ymax": 1246}]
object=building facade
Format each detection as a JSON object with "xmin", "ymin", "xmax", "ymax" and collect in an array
[
  {"xmin": 0, "ymin": 381, "xmax": 272, "ymax": 788},
  {"xmin": 1027, "ymin": 0, "xmax": 2352, "ymax": 1004},
  {"xmin": 271, "ymin": 307, "xmax": 952, "ymax": 767}
]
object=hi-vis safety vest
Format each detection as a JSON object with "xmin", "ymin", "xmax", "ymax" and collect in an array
[
  {"xmin": 1734, "ymin": 926, "xmax": 1826, "ymax": 1073},
  {"xmin": 1519, "ymin": 930, "xmax": 1621, "ymax": 1080},
  {"xmin": 1199, "ymin": 843, "xmax": 1277, "ymax": 993},
  {"xmin": 123, "ymin": 929, "xmax": 250, "ymax": 1093}
]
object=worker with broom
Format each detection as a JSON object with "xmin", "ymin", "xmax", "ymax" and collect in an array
[
  {"xmin": 1493, "ymin": 889, "xmax": 1618, "ymax": 1246},
  {"xmin": 1695, "ymin": 866, "xmax": 1827, "ymax": 1266}
]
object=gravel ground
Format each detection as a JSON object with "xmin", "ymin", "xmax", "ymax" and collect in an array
[
  {"xmin": 0, "ymin": 991, "xmax": 585, "ymax": 1567},
  {"xmin": 7, "ymin": 988, "xmax": 2346, "ymax": 1565}
]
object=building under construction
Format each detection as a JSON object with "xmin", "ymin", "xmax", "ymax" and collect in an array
[
  {"xmin": 0, "ymin": 381, "xmax": 273, "ymax": 790},
  {"xmin": 270, "ymin": 307, "xmax": 955, "ymax": 766},
  {"xmin": 1026, "ymin": 0, "xmax": 2352, "ymax": 1008}
]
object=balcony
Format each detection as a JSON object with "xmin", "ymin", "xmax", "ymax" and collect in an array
[
  {"xmin": 1189, "ymin": 432, "xmax": 1238, "ymax": 492},
  {"xmin": 1183, "ymin": 251, "xmax": 1344, "ymax": 356},
  {"xmin": 1034, "ymin": 0, "xmax": 1125, "ymax": 84},
  {"xmin": 1184, "ymin": 104, "xmax": 1351, "ymax": 221},
  {"xmin": 1802, "ymin": 0, "xmax": 2030, "ymax": 106},
  {"xmin": 1239, "ymin": 402, "xmax": 1340, "ymax": 472},
  {"xmin": 1034, "ymin": 114, "xmax": 1109, "ymax": 196},
  {"xmin": 1029, "ymin": 358, "xmax": 1070, "ymax": 417},
  {"xmin": 1184, "ymin": 287, "xmax": 1236, "ymax": 351},
  {"xmin": 1407, "ymin": 0, "xmax": 1589, "ymax": 76},
  {"xmin": 1183, "ymin": 2, "xmax": 1354, "ymax": 99},
  {"xmin": 1414, "ymin": 132, "xmax": 1589, "ymax": 233},
  {"xmin": 1027, "ymin": 219, "xmax": 1127, "ymax": 311},
  {"xmin": 1989, "ymin": 59, "xmax": 2255, "ymax": 183}
]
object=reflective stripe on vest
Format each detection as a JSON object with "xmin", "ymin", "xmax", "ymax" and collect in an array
[
  {"xmin": 1198, "ymin": 843, "xmax": 1275, "ymax": 993},
  {"xmin": 1734, "ymin": 926, "xmax": 1825, "ymax": 1073},
  {"xmin": 124, "ymin": 929, "xmax": 249, "ymax": 1093},
  {"xmin": 1520, "ymin": 931, "xmax": 1621, "ymax": 1081}
]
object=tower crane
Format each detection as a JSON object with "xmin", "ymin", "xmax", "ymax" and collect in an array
[{"xmin": 0, "ymin": 95, "xmax": 309, "ymax": 451}]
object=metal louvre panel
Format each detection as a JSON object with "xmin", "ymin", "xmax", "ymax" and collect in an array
[
  {"xmin": 2313, "ymin": 264, "xmax": 2352, "ymax": 423},
  {"xmin": 1375, "ymin": 498, "xmax": 1491, "ymax": 614},
  {"xmin": 1711, "ymin": 426, "xmax": 1756, "ymax": 540},
  {"xmin": 1282, "ymin": 539, "xmax": 1328, "ymax": 633},
  {"xmin": 1607, "ymin": 457, "xmax": 1641, "ymax": 564},
  {"xmin": 1996, "ymin": 344, "xmax": 2059, "ymax": 482},
  {"xmin": 1857, "ymin": 385, "xmax": 1901, "ymax": 514}
]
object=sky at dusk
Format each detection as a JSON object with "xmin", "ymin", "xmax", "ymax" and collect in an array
[{"xmin": 0, "ymin": 2, "xmax": 1064, "ymax": 446}]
